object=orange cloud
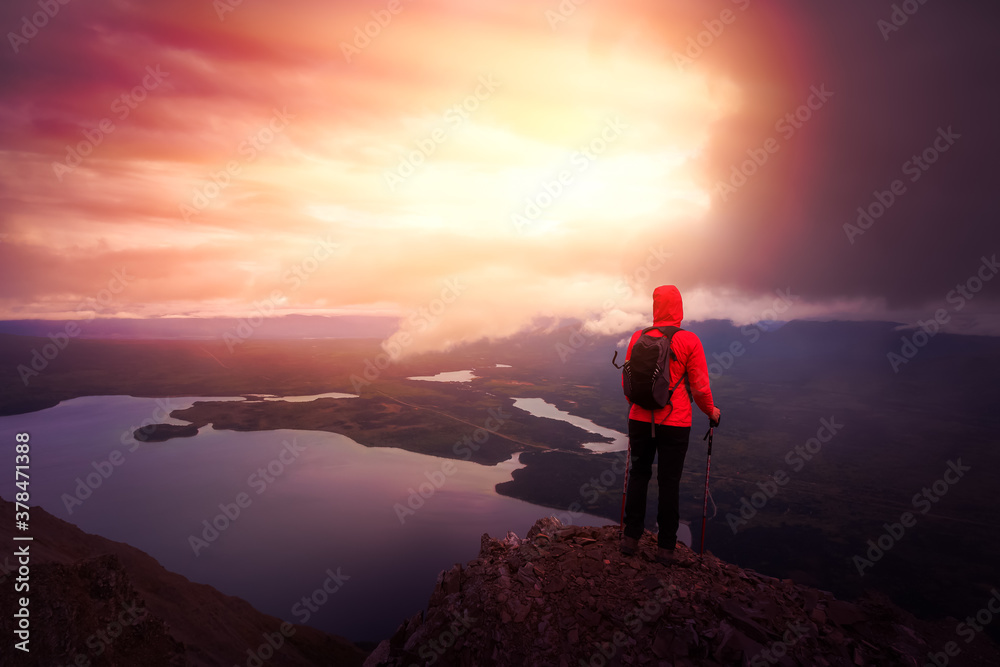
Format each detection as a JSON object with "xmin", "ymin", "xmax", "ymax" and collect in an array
[{"xmin": 13, "ymin": 0, "xmax": 941, "ymax": 349}]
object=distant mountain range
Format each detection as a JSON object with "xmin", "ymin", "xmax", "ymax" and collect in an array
[{"xmin": 0, "ymin": 315, "xmax": 400, "ymax": 340}]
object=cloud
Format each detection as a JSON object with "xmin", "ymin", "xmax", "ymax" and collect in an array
[{"xmin": 0, "ymin": 0, "xmax": 996, "ymax": 350}]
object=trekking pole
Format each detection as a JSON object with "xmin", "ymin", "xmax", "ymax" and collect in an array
[
  {"xmin": 612, "ymin": 350, "xmax": 632, "ymax": 539},
  {"xmin": 619, "ymin": 436, "xmax": 631, "ymax": 539},
  {"xmin": 700, "ymin": 415, "xmax": 719, "ymax": 556}
]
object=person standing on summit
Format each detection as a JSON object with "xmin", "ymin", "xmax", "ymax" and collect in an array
[{"xmin": 619, "ymin": 285, "xmax": 720, "ymax": 565}]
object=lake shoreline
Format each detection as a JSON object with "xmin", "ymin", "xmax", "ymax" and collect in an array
[{"xmin": 0, "ymin": 394, "xmax": 612, "ymax": 642}]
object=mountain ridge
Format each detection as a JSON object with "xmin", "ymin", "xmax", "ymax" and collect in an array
[
  {"xmin": 0, "ymin": 495, "xmax": 367, "ymax": 667},
  {"xmin": 365, "ymin": 517, "xmax": 1000, "ymax": 667}
]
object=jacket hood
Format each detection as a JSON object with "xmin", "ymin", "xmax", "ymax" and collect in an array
[{"xmin": 653, "ymin": 285, "xmax": 683, "ymax": 327}]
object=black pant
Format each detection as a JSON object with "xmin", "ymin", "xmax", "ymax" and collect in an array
[{"xmin": 623, "ymin": 419, "xmax": 690, "ymax": 549}]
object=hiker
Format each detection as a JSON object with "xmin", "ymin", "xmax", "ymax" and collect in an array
[{"xmin": 619, "ymin": 285, "xmax": 720, "ymax": 565}]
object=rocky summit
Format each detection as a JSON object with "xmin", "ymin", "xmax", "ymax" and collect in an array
[{"xmin": 365, "ymin": 517, "xmax": 997, "ymax": 667}]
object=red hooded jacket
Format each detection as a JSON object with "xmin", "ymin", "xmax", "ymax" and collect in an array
[{"xmin": 625, "ymin": 285, "xmax": 715, "ymax": 427}]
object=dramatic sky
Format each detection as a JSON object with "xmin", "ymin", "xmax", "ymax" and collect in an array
[{"xmin": 1, "ymin": 0, "xmax": 997, "ymax": 351}]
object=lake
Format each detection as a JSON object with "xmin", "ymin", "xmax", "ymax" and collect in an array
[
  {"xmin": 404, "ymin": 371, "xmax": 629, "ymax": 454},
  {"xmin": 512, "ymin": 397, "xmax": 693, "ymax": 547},
  {"xmin": 0, "ymin": 394, "xmax": 610, "ymax": 643},
  {"xmin": 405, "ymin": 363, "xmax": 511, "ymax": 384},
  {"xmin": 512, "ymin": 397, "xmax": 628, "ymax": 453},
  {"xmin": 406, "ymin": 370, "xmax": 478, "ymax": 383}
]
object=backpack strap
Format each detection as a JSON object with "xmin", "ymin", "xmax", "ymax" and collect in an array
[
  {"xmin": 648, "ymin": 327, "xmax": 684, "ymax": 435},
  {"xmin": 641, "ymin": 325, "xmax": 680, "ymax": 337}
]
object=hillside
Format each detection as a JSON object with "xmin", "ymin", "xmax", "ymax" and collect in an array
[
  {"xmin": 365, "ymin": 518, "xmax": 1000, "ymax": 667},
  {"xmin": 0, "ymin": 496, "xmax": 367, "ymax": 667}
]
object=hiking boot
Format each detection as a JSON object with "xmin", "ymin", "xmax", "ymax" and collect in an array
[
  {"xmin": 658, "ymin": 546, "xmax": 694, "ymax": 567},
  {"xmin": 620, "ymin": 536, "xmax": 638, "ymax": 556},
  {"xmin": 656, "ymin": 547, "xmax": 676, "ymax": 566}
]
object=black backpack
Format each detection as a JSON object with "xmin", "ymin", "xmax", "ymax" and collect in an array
[{"xmin": 613, "ymin": 326, "xmax": 687, "ymax": 420}]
